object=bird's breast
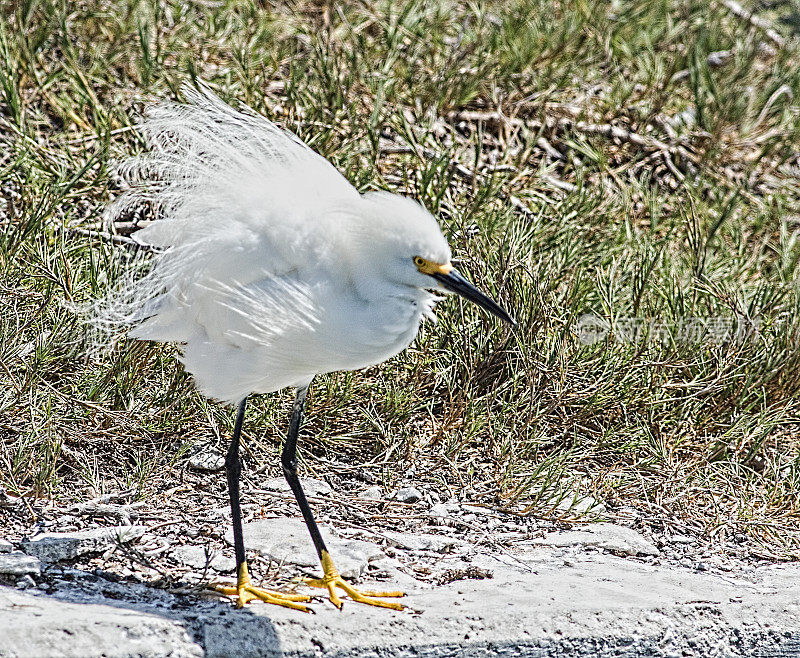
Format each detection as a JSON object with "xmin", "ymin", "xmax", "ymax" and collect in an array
[
  {"xmin": 310, "ymin": 284, "xmax": 429, "ymax": 372},
  {"xmin": 177, "ymin": 278, "xmax": 431, "ymax": 401}
]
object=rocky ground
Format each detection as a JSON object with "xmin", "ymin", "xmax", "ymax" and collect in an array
[{"xmin": 1, "ymin": 473, "xmax": 799, "ymax": 657}]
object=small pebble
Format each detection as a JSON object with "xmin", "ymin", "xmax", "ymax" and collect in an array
[
  {"xmin": 672, "ymin": 535, "xmax": 694, "ymax": 545},
  {"xmin": 188, "ymin": 445, "xmax": 226, "ymax": 472},
  {"xmin": 395, "ymin": 487, "xmax": 422, "ymax": 504},
  {"xmin": 361, "ymin": 486, "xmax": 383, "ymax": 500}
]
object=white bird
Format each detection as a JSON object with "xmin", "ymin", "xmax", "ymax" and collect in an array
[{"xmin": 96, "ymin": 85, "xmax": 514, "ymax": 612}]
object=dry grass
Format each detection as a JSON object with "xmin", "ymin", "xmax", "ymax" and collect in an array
[{"xmin": 1, "ymin": 0, "xmax": 800, "ymax": 558}]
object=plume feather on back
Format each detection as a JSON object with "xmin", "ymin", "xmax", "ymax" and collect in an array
[{"xmin": 91, "ymin": 85, "xmax": 360, "ymax": 400}]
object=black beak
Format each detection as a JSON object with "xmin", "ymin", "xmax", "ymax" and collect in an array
[{"xmin": 432, "ymin": 269, "xmax": 516, "ymax": 326}]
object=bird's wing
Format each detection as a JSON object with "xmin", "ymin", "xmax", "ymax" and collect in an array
[
  {"xmin": 114, "ymin": 83, "xmax": 359, "ymax": 263},
  {"xmin": 95, "ymin": 85, "xmax": 361, "ymax": 359},
  {"xmin": 141, "ymin": 271, "xmax": 325, "ymax": 403}
]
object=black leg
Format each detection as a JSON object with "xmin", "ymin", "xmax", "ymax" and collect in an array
[
  {"xmin": 225, "ymin": 396, "xmax": 248, "ymax": 572},
  {"xmin": 215, "ymin": 397, "xmax": 312, "ymax": 611},
  {"xmin": 280, "ymin": 382, "xmax": 329, "ymax": 560},
  {"xmin": 281, "ymin": 382, "xmax": 405, "ymax": 610}
]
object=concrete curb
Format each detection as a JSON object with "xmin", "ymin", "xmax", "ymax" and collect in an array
[{"xmin": 1, "ymin": 549, "xmax": 799, "ymax": 657}]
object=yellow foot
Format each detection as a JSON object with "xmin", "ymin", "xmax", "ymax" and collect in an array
[
  {"xmin": 212, "ymin": 562, "xmax": 312, "ymax": 611},
  {"xmin": 304, "ymin": 551, "xmax": 405, "ymax": 610}
]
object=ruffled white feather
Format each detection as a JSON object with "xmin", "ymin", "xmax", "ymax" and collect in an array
[{"xmin": 90, "ymin": 85, "xmax": 449, "ymax": 404}]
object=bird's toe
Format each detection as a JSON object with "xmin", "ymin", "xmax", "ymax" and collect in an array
[
  {"xmin": 211, "ymin": 579, "xmax": 312, "ymax": 611},
  {"xmin": 303, "ymin": 574, "xmax": 404, "ymax": 610}
]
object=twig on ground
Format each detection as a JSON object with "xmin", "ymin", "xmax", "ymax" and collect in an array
[
  {"xmin": 379, "ymin": 143, "xmax": 475, "ymax": 182},
  {"xmin": 445, "ymin": 110, "xmax": 700, "ymax": 176},
  {"xmin": 571, "ymin": 121, "xmax": 672, "ymax": 154},
  {"xmin": 62, "ymin": 126, "xmax": 137, "ymax": 146},
  {"xmin": 69, "ymin": 500, "xmax": 146, "ymax": 524},
  {"xmin": 537, "ymin": 136, "xmax": 566, "ymax": 160},
  {"xmin": 671, "ymin": 50, "xmax": 734, "ymax": 83},
  {"xmin": 542, "ymin": 174, "xmax": 578, "ymax": 193},
  {"xmin": 447, "ymin": 110, "xmax": 525, "ymax": 128},
  {"xmin": 717, "ymin": 0, "xmax": 786, "ymax": 48},
  {"xmin": 508, "ymin": 196, "xmax": 534, "ymax": 217}
]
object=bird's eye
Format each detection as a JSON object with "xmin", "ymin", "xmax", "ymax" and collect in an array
[{"xmin": 413, "ymin": 256, "xmax": 426, "ymax": 268}]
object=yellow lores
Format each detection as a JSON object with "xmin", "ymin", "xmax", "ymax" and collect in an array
[{"xmin": 413, "ymin": 256, "xmax": 453, "ymax": 276}]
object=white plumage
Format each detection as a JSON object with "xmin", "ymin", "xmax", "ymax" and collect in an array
[
  {"xmin": 96, "ymin": 86, "xmax": 461, "ymax": 404},
  {"xmin": 92, "ymin": 85, "xmax": 514, "ymax": 612}
]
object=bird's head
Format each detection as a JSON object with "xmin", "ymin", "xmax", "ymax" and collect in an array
[{"xmin": 350, "ymin": 191, "xmax": 516, "ymax": 326}]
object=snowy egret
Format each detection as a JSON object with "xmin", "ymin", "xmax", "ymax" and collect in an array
[{"xmin": 96, "ymin": 85, "xmax": 514, "ymax": 611}]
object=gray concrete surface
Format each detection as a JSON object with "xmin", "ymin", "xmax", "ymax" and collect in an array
[
  {"xmin": 20, "ymin": 525, "xmax": 146, "ymax": 563},
  {"xmin": 0, "ymin": 552, "xmax": 40, "ymax": 577},
  {"xmin": 527, "ymin": 522, "xmax": 660, "ymax": 556},
  {"xmin": 1, "ymin": 546, "xmax": 799, "ymax": 657},
  {"xmin": 224, "ymin": 518, "xmax": 385, "ymax": 579}
]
